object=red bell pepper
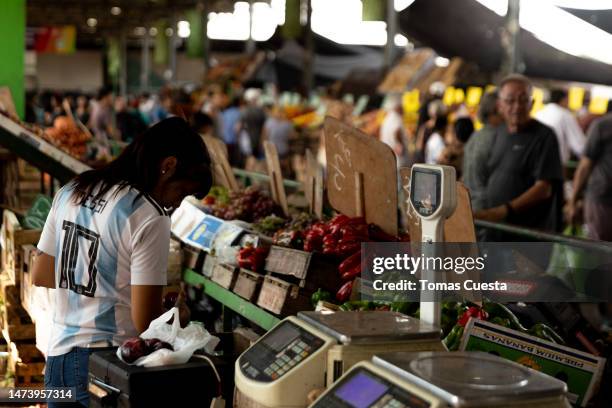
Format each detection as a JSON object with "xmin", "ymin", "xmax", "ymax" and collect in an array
[
  {"xmin": 340, "ymin": 263, "xmax": 362, "ymax": 281},
  {"xmin": 330, "ymin": 214, "xmax": 350, "ymax": 226},
  {"xmin": 458, "ymin": 306, "xmax": 489, "ymax": 327},
  {"xmin": 337, "ymin": 241, "xmax": 361, "ymax": 257},
  {"xmin": 338, "ymin": 250, "xmax": 362, "ymax": 275},
  {"xmin": 336, "ymin": 280, "xmax": 354, "ymax": 302}
]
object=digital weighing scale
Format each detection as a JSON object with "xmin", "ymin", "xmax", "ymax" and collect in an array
[
  {"xmin": 408, "ymin": 164, "xmax": 457, "ymax": 327},
  {"xmin": 311, "ymin": 351, "xmax": 571, "ymax": 408},
  {"xmin": 234, "ymin": 311, "xmax": 444, "ymax": 408}
]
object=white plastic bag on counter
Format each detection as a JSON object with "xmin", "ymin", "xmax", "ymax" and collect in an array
[{"xmin": 116, "ymin": 307, "xmax": 220, "ymax": 368}]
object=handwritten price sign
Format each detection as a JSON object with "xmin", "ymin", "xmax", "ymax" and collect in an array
[{"xmin": 324, "ymin": 117, "xmax": 398, "ymax": 236}]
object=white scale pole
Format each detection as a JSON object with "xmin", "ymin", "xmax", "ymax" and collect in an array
[
  {"xmin": 420, "ymin": 219, "xmax": 445, "ymax": 327},
  {"xmin": 408, "ymin": 164, "xmax": 457, "ymax": 328}
]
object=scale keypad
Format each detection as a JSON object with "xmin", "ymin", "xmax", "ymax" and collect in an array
[{"xmin": 239, "ymin": 321, "xmax": 325, "ymax": 382}]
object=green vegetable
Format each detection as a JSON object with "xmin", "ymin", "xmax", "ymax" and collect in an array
[
  {"xmin": 208, "ymin": 186, "xmax": 229, "ymax": 204},
  {"xmin": 529, "ymin": 323, "xmax": 565, "ymax": 345},
  {"xmin": 311, "ymin": 288, "xmax": 332, "ymax": 307},
  {"xmin": 441, "ymin": 302, "xmax": 461, "ymax": 337},
  {"xmin": 390, "ymin": 301, "xmax": 419, "ymax": 316},
  {"xmin": 443, "ymin": 325, "xmax": 464, "ymax": 351},
  {"xmin": 490, "ymin": 317, "xmax": 512, "ymax": 328},
  {"xmin": 253, "ymin": 215, "xmax": 287, "ymax": 235},
  {"xmin": 339, "ymin": 300, "xmax": 388, "ymax": 311},
  {"xmin": 482, "ymin": 302, "xmax": 527, "ymax": 332}
]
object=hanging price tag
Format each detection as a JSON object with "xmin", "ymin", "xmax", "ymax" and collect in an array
[
  {"xmin": 454, "ymin": 88, "xmax": 465, "ymax": 105},
  {"xmin": 402, "ymin": 89, "xmax": 420, "ymax": 113},
  {"xmin": 530, "ymin": 87, "xmax": 545, "ymax": 116},
  {"xmin": 466, "ymin": 87, "xmax": 483, "ymax": 107},
  {"xmin": 485, "ymin": 84, "xmax": 497, "ymax": 93},
  {"xmin": 443, "ymin": 86, "xmax": 455, "ymax": 106},
  {"xmin": 568, "ymin": 87, "xmax": 585, "ymax": 111},
  {"xmin": 589, "ymin": 96, "xmax": 608, "ymax": 114}
]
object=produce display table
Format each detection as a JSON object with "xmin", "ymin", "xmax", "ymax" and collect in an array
[
  {"xmin": 0, "ymin": 115, "xmax": 90, "ymax": 184},
  {"xmin": 183, "ymin": 269, "xmax": 280, "ymax": 331}
]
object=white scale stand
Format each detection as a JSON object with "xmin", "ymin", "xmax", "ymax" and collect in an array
[{"xmin": 408, "ymin": 164, "xmax": 457, "ymax": 327}]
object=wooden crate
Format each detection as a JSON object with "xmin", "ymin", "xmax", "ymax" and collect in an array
[
  {"xmin": 210, "ymin": 263, "xmax": 237, "ymax": 290},
  {"xmin": 256, "ymin": 275, "xmax": 312, "ymax": 317},
  {"xmin": 8, "ymin": 340, "xmax": 45, "ymax": 387},
  {"xmin": 232, "ymin": 269, "xmax": 263, "ymax": 302},
  {"xmin": 0, "ymin": 275, "xmax": 35, "ymax": 343},
  {"xmin": 1, "ymin": 210, "xmax": 41, "ymax": 285},
  {"xmin": 202, "ymin": 253, "xmax": 218, "ymax": 278},
  {"xmin": 264, "ymin": 245, "xmax": 344, "ymax": 300},
  {"xmin": 182, "ymin": 245, "xmax": 204, "ymax": 271},
  {"xmin": 19, "ymin": 244, "xmax": 36, "ymax": 317}
]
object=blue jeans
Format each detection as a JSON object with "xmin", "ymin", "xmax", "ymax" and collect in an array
[{"xmin": 44, "ymin": 347, "xmax": 92, "ymax": 408}]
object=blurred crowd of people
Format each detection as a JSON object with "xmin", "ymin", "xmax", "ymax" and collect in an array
[
  {"xmin": 25, "ymin": 82, "xmax": 296, "ymax": 174},
  {"xmin": 379, "ymin": 76, "xmax": 612, "ymax": 243},
  {"xmin": 23, "ymin": 73, "xmax": 612, "ymax": 243}
]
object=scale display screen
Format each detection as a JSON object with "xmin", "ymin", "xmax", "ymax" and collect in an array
[
  {"xmin": 313, "ymin": 367, "xmax": 432, "ymax": 408},
  {"xmin": 410, "ymin": 169, "xmax": 441, "ymax": 217},
  {"xmin": 238, "ymin": 321, "xmax": 325, "ymax": 382},
  {"xmin": 334, "ymin": 372, "xmax": 388, "ymax": 408}
]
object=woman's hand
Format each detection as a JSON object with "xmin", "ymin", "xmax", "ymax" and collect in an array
[
  {"xmin": 176, "ymin": 289, "xmax": 191, "ymax": 328},
  {"xmin": 162, "ymin": 285, "xmax": 191, "ymax": 328}
]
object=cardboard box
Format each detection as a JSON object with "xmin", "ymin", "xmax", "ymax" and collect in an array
[{"xmin": 460, "ymin": 318, "xmax": 606, "ymax": 407}]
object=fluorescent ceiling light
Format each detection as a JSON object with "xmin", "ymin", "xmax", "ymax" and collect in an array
[
  {"xmin": 395, "ymin": 33, "xmax": 409, "ymax": 47},
  {"xmin": 87, "ymin": 18, "xmax": 97, "ymax": 27},
  {"xmin": 178, "ymin": 20, "xmax": 191, "ymax": 38},
  {"xmin": 312, "ymin": 0, "xmax": 388, "ymax": 45},
  {"xmin": 395, "ymin": 0, "xmax": 416, "ymax": 11},
  {"xmin": 548, "ymin": 0, "xmax": 612, "ymax": 10},
  {"xmin": 208, "ymin": 1, "xmax": 282, "ymax": 41},
  {"xmin": 110, "ymin": 6, "xmax": 121, "ymax": 15},
  {"xmin": 475, "ymin": 0, "xmax": 612, "ymax": 65},
  {"xmin": 435, "ymin": 56, "xmax": 450, "ymax": 67},
  {"xmin": 252, "ymin": 2, "xmax": 278, "ymax": 41},
  {"xmin": 206, "ymin": 0, "xmax": 406, "ymax": 46},
  {"xmin": 590, "ymin": 85, "xmax": 612, "ymax": 99}
]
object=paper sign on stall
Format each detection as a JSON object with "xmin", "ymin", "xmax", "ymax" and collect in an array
[
  {"xmin": 324, "ymin": 116, "xmax": 398, "ymax": 236},
  {"xmin": 589, "ymin": 96, "xmax": 608, "ymax": 115},
  {"xmin": 203, "ymin": 135, "xmax": 239, "ymax": 192},
  {"xmin": 466, "ymin": 87, "xmax": 483, "ymax": 108},
  {"xmin": 568, "ymin": 87, "xmax": 585, "ymax": 111},
  {"xmin": 264, "ymin": 141, "xmax": 289, "ymax": 216},
  {"xmin": 402, "ymin": 90, "xmax": 420, "ymax": 113},
  {"xmin": 530, "ymin": 87, "xmax": 545, "ymax": 116},
  {"xmin": 443, "ymin": 86, "xmax": 455, "ymax": 106},
  {"xmin": 454, "ymin": 88, "xmax": 465, "ymax": 105}
]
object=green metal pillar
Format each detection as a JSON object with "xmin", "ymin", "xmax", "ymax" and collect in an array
[{"xmin": 0, "ymin": 0, "xmax": 25, "ymax": 118}]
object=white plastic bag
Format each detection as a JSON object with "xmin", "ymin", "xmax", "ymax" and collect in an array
[{"xmin": 116, "ymin": 308, "xmax": 220, "ymax": 368}]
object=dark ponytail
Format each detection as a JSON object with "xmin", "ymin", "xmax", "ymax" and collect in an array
[{"xmin": 71, "ymin": 117, "xmax": 212, "ymax": 203}]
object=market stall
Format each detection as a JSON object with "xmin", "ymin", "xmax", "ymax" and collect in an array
[{"xmin": 0, "ymin": 81, "xmax": 609, "ymax": 407}]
